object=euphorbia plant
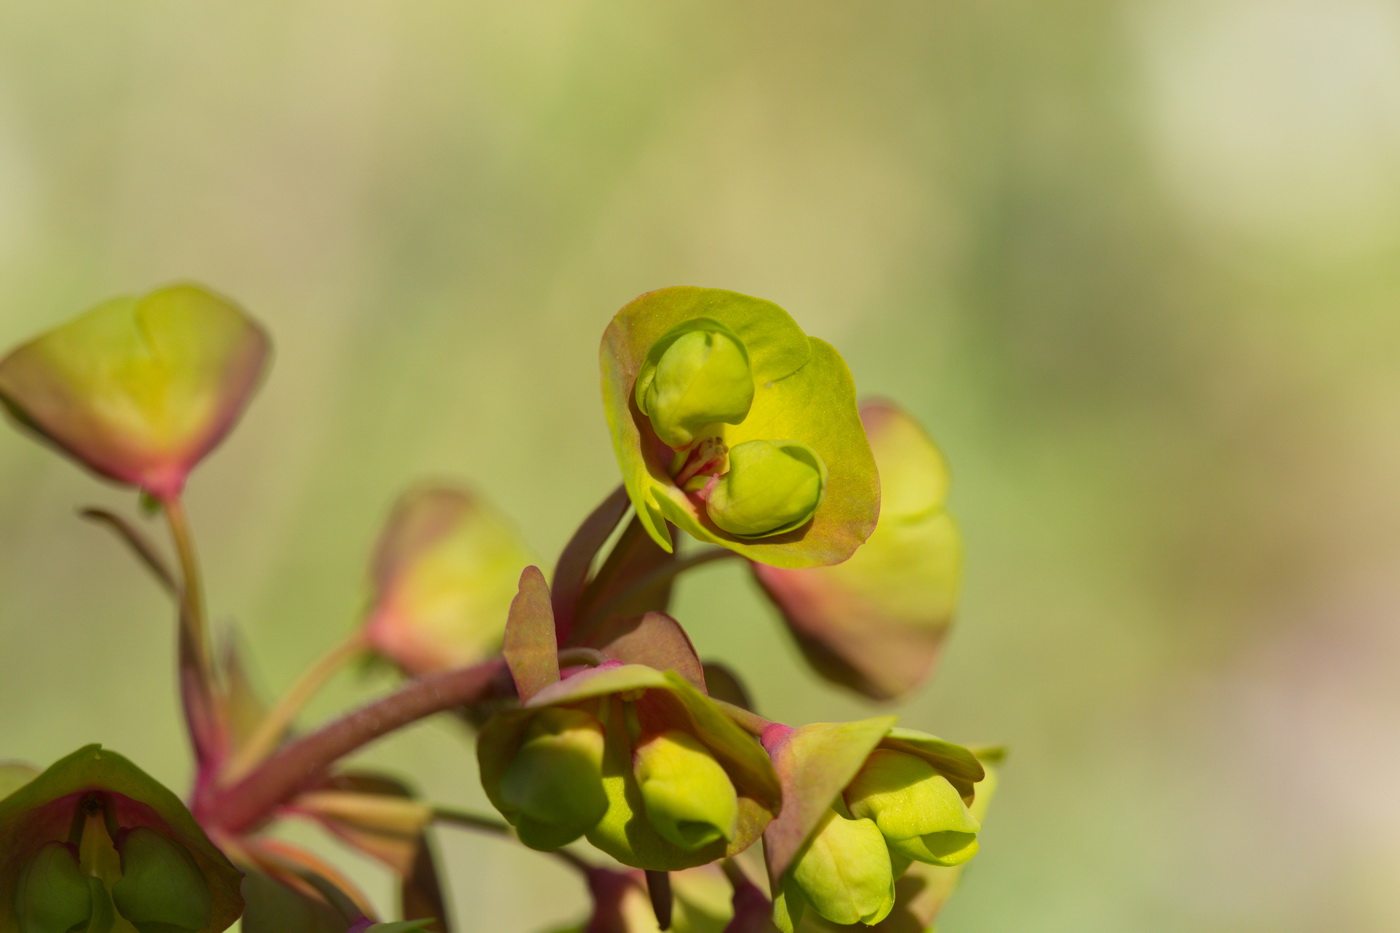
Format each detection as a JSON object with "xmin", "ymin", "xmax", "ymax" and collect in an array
[{"xmin": 0, "ymin": 284, "xmax": 999, "ymax": 931}]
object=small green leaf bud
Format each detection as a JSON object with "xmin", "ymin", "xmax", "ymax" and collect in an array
[
  {"xmin": 635, "ymin": 319, "xmax": 754, "ymax": 450},
  {"xmin": 110, "ymin": 826, "xmax": 212, "ymax": 933},
  {"xmin": 633, "ymin": 730, "xmax": 739, "ymax": 851},
  {"xmin": 844, "ymin": 749, "xmax": 981, "ymax": 867},
  {"xmin": 705, "ymin": 440, "xmax": 826, "ymax": 538},
  {"xmin": 790, "ymin": 808, "xmax": 895, "ymax": 927},
  {"xmin": 15, "ymin": 841, "xmax": 93, "ymax": 933},
  {"xmin": 499, "ymin": 707, "xmax": 609, "ymax": 850}
]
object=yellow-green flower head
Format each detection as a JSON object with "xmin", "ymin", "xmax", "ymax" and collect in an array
[
  {"xmin": 0, "ymin": 746, "xmax": 243, "ymax": 933},
  {"xmin": 787, "ymin": 807, "xmax": 895, "ymax": 928},
  {"xmin": 0, "ymin": 284, "xmax": 269, "ymax": 500},
  {"xmin": 633, "ymin": 730, "xmax": 740, "ymax": 851},
  {"xmin": 844, "ymin": 749, "xmax": 981, "ymax": 867},
  {"xmin": 635, "ymin": 319, "xmax": 754, "ymax": 450},
  {"xmin": 601, "ymin": 287, "xmax": 878, "ymax": 568},
  {"xmin": 496, "ymin": 707, "xmax": 609, "ymax": 850},
  {"xmin": 478, "ymin": 664, "xmax": 780, "ymax": 872}
]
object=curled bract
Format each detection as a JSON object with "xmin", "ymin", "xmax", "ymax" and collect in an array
[{"xmin": 600, "ymin": 287, "xmax": 878, "ymax": 568}]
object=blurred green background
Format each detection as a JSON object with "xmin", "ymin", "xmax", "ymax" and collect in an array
[{"xmin": 3, "ymin": 1, "xmax": 1400, "ymax": 930}]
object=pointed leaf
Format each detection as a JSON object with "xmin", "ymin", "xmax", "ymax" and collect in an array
[
  {"xmin": 504, "ymin": 566, "xmax": 561, "ymax": 701},
  {"xmin": 601, "ymin": 288, "xmax": 878, "ymax": 569},
  {"xmin": 365, "ymin": 484, "xmax": 538, "ymax": 675},
  {"xmin": 552, "ymin": 484, "xmax": 632, "ymax": 634},
  {"xmin": 402, "ymin": 834, "xmax": 451, "ymax": 933},
  {"xmin": 241, "ymin": 870, "xmax": 352, "ymax": 933},
  {"xmin": 571, "ymin": 517, "xmax": 679, "ymax": 645},
  {"xmin": 0, "ymin": 283, "xmax": 269, "ymax": 498},
  {"xmin": 754, "ymin": 400, "xmax": 961, "ymax": 700}
]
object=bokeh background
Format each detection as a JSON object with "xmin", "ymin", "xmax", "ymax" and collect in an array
[{"xmin": 3, "ymin": 2, "xmax": 1400, "ymax": 930}]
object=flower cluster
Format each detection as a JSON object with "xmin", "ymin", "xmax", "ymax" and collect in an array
[{"xmin": 0, "ymin": 284, "xmax": 995, "ymax": 932}]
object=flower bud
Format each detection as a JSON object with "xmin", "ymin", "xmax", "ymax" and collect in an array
[
  {"xmin": 635, "ymin": 320, "xmax": 754, "ymax": 450},
  {"xmin": 843, "ymin": 749, "xmax": 980, "ymax": 867},
  {"xmin": 705, "ymin": 439, "xmax": 826, "ymax": 537},
  {"xmin": 15, "ymin": 842, "xmax": 92, "ymax": 933},
  {"xmin": 789, "ymin": 808, "xmax": 895, "ymax": 927},
  {"xmin": 633, "ymin": 730, "xmax": 739, "ymax": 852},
  {"xmin": 110, "ymin": 826, "xmax": 212, "ymax": 933},
  {"xmin": 499, "ymin": 707, "xmax": 609, "ymax": 850}
]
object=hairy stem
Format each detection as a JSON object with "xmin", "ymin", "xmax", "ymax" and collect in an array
[{"xmin": 202, "ymin": 657, "xmax": 509, "ymax": 834}]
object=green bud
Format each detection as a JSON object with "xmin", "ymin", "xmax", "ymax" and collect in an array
[
  {"xmin": 636, "ymin": 319, "xmax": 754, "ymax": 450},
  {"xmin": 790, "ymin": 808, "xmax": 895, "ymax": 927},
  {"xmin": 633, "ymin": 730, "xmax": 739, "ymax": 851},
  {"xmin": 110, "ymin": 826, "xmax": 212, "ymax": 933},
  {"xmin": 844, "ymin": 750, "xmax": 981, "ymax": 867},
  {"xmin": 705, "ymin": 439, "xmax": 826, "ymax": 537},
  {"xmin": 499, "ymin": 707, "xmax": 609, "ymax": 850},
  {"xmin": 15, "ymin": 841, "xmax": 93, "ymax": 933}
]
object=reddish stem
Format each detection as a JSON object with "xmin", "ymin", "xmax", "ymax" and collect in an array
[{"xmin": 198, "ymin": 657, "xmax": 509, "ymax": 834}]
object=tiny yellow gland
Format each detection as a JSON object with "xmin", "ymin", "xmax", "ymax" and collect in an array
[
  {"xmin": 633, "ymin": 730, "xmax": 739, "ymax": 851},
  {"xmin": 499, "ymin": 708, "xmax": 609, "ymax": 850},
  {"xmin": 635, "ymin": 319, "xmax": 754, "ymax": 450},
  {"xmin": 789, "ymin": 808, "xmax": 895, "ymax": 927},
  {"xmin": 0, "ymin": 284, "xmax": 269, "ymax": 499},
  {"xmin": 111, "ymin": 827, "xmax": 212, "ymax": 933},
  {"xmin": 844, "ymin": 750, "xmax": 981, "ymax": 867},
  {"xmin": 16, "ymin": 842, "xmax": 92, "ymax": 933},
  {"xmin": 705, "ymin": 440, "xmax": 826, "ymax": 538}
]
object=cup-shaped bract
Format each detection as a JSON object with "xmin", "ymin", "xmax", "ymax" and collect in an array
[
  {"xmin": 364, "ymin": 484, "xmax": 538, "ymax": 675},
  {"xmin": 0, "ymin": 745, "xmax": 243, "ymax": 933},
  {"xmin": 635, "ymin": 319, "xmax": 754, "ymax": 450},
  {"xmin": 843, "ymin": 750, "xmax": 980, "ymax": 867},
  {"xmin": 0, "ymin": 284, "xmax": 269, "ymax": 499},
  {"xmin": 112, "ymin": 826, "xmax": 214, "ymax": 932},
  {"xmin": 601, "ymin": 287, "xmax": 878, "ymax": 568},
  {"xmin": 633, "ymin": 730, "xmax": 740, "ymax": 851},
  {"xmin": 480, "ymin": 664, "xmax": 780, "ymax": 872},
  {"xmin": 15, "ymin": 842, "xmax": 92, "ymax": 933},
  {"xmin": 496, "ymin": 708, "xmax": 610, "ymax": 850},
  {"xmin": 762, "ymin": 720, "xmax": 986, "ymax": 932},
  {"xmin": 754, "ymin": 400, "xmax": 962, "ymax": 700},
  {"xmin": 787, "ymin": 808, "xmax": 895, "ymax": 928}
]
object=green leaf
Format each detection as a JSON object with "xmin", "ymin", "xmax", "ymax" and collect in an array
[
  {"xmin": 0, "ymin": 745, "xmax": 243, "ymax": 933},
  {"xmin": 754, "ymin": 400, "xmax": 962, "ymax": 700},
  {"xmin": 601, "ymin": 287, "xmax": 878, "ymax": 568},
  {"xmin": 0, "ymin": 283, "xmax": 269, "ymax": 499},
  {"xmin": 364, "ymin": 483, "xmax": 538, "ymax": 675}
]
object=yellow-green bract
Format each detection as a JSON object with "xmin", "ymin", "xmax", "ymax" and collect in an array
[
  {"xmin": 0, "ymin": 284, "xmax": 268, "ymax": 499},
  {"xmin": 600, "ymin": 287, "xmax": 878, "ymax": 569}
]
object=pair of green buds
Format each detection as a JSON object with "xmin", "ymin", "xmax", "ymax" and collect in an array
[
  {"xmin": 494, "ymin": 705, "xmax": 740, "ymax": 857},
  {"xmin": 17, "ymin": 823, "xmax": 211, "ymax": 933},
  {"xmin": 635, "ymin": 318, "xmax": 827, "ymax": 539},
  {"xmin": 786, "ymin": 749, "xmax": 981, "ymax": 927}
]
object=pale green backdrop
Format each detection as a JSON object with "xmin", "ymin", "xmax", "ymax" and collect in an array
[{"xmin": 2, "ymin": 2, "xmax": 1399, "ymax": 931}]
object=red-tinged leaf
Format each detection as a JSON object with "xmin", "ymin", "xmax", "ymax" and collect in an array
[
  {"xmin": 242, "ymin": 838, "xmax": 374, "ymax": 919},
  {"xmin": 504, "ymin": 566, "xmax": 560, "ymax": 701},
  {"xmin": 761, "ymin": 719, "xmax": 896, "ymax": 884},
  {"xmin": 0, "ymin": 744, "xmax": 243, "ymax": 932},
  {"xmin": 703, "ymin": 663, "xmax": 756, "ymax": 712},
  {"xmin": 753, "ymin": 400, "xmax": 960, "ymax": 701},
  {"xmin": 552, "ymin": 484, "xmax": 632, "ymax": 636},
  {"xmin": 590, "ymin": 611, "xmax": 706, "ymax": 692},
  {"xmin": 402, "ymin": 833, "xmax": 452, "ymax": 932},
  {"xmin": 571, "ymin": 518, "xmax": 678, "ymax": 646},
  {"xmin": 878, "ymin": 729, "xmax": 985, "ymax": 801}
]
